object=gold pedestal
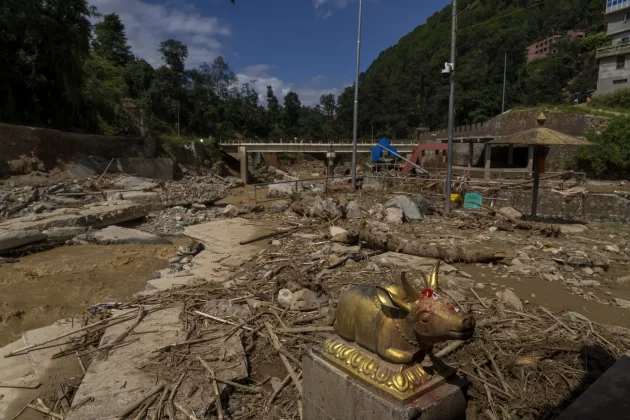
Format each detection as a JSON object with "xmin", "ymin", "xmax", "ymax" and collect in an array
[{"xmin": 319, "ymin": 337, "xmax": 454, "ymax": 404}]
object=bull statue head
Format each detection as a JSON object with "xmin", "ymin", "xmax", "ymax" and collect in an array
[{"xmin": 376, "ymin": 261, "xmax": 475, "ymax": 345}]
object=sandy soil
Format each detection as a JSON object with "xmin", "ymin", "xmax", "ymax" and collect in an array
[{"xmin": 0, "ymin": 239, "xmax": 187, "ymax": 346}]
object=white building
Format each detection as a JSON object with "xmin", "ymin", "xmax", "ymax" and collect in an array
[{"xmin": 596, "ymin": 0, "xmax": 630, "ymax": 94}]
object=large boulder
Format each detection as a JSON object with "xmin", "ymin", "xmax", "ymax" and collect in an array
[
  {"xmin": 496, "ymin": 289, "xmax": 523, "ymax": 311},
  {"xmin": 79, "ymin": 226, "xmax": 172, "ymax": 245},
  {"xmin": 222, "ymin": 204, "xmax": 239, "ymax": 217},
  {"xmin": 498, "ymin": 206, "xmax": 523, "ymax": 220},
  {"xmin": 385, "ymin": 195, "xmax": 423, "ymax": 221},
  {"xmin": 346, "ymin": 201, "xmax": 362, "ymax": 219},
  {"xmin": 0, "ymin": 230, "xmax": 46, "ymax": 251},
  {"xmin": 43, "ymin": 227, "xmax": 87, "ymax": 242},
  {"xmin": 267, "ymin": 183, "xmax": 296, "ymax": 198},
  {"xmin": 409, "ymin": 194, "xmax": 432, "ymax": 216},
  {"xmin": 384, "ymin": 207, "xmax": 404, "ymax": 224}
]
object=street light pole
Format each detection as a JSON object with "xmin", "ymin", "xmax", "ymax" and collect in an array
[
  {"xmin": 502, "ymin": 52, "xmax": 507, "ymax": 113},
  {"xmin": 445, "ymin": 0, "xmax": 457, "ymax": 213},
  {"xmin": 351, "ymin": 0, "xmax": 363, "ymax": 189}
]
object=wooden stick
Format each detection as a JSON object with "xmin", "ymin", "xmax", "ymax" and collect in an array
[
  {"xmin": 193, "ymin": 311, "xmax": 253, "ymax": 331},
  {"xmin": 155, "ymin": 389, "xmax": 168, "ymax": 420},
  {"xmin": 209, "ymin": 367, "xmax": 224, "ymax": 420},
  {"xmin": 96, "ymin": 158, "xmax": 115, "ymax": 184},
  {"xmin": 25, "ymin": 404, "xmax": 64, "ymax": 420},
  {"xmin": 539, "ymin": 307, "xmax": 576, "ymax": 336},
  {"xmin": 76, "ymin": 351, "xmax": 86, "ymax": 375},
  {"xmin": 174, "ymin": 402, "xmax": 199, "ymax": 420},
  {"xmin": 239, "ymin": 227, "xmax": 302, "ymax": 245},
  {"xmin": 483, "ymin": 347, "xmax": 512, "ymax": 395},
  {"xmin": 458, "ymin": 369, "xmax": 512, "ymax": 398},
  {"xmin": 152, "ymin": 335, "xmax": 224, "ymax": 352},
  {"xmin": 117, "ymin": 383, "xmax": 165, "ymax": 418},
  {"xmin": 198, "ymin": 356, "xmax": 261, "ymax": 393},
  {"xmin": 223, "ymin": 312, "xmax": 267, "ymax": 342},
  {"xmin": 275, "ymin": 326, "xmax": 334, "ymax": 334},
  {"xmin": 0, "ymin": 379, "xmax": 41, "ymax": 389},
  {"xmin": 434, "ymin": 340, "xmax": 465, "ymax": 358},
  {"xmin": 469, "ymin": 288, "xmax": 488, "ymax": 309},
  {"xmin": 4, "ymin": 309, "xmax": 138, "ymax": 357},
  {"xmin": 264, "ymin": 322, "xmax": 303, "ymax": 395},
  {"xmin": 131, "ymin": 393, "xmax": 158, "ymax": 420},
  {"xmin": 97, "ymin": 306, "xmax": 145, "ymax": 360},
  {"xmin": 267, "ymin": 374, "xmax": 291, "ymax": 406}
]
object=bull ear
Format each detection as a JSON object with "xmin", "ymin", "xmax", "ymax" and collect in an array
[
  {"xmin": 420, "ymin": 260, "xmax": 440, "ymax": 291},
  {"xmin": 400, "ymin": 272, "xmax": 418, "ymax": 300},
  {"xmin": 376, "ymin": 287, "xmax": 411, "ymax": 312}
]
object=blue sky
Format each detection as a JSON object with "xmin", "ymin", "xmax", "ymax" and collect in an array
[{"xmin": 91, "ymin": 0, "xmax": 451, "ymax": 105}]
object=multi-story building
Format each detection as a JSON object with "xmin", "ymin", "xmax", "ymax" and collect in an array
[
  {"xmin": 596, "ymin": 0, "xmax": 630, "ymax": 94},
  {"xmin": 526, "ymin": 30, "xmax": 586, "ymax": 62}
]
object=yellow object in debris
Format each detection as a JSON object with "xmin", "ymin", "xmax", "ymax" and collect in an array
[{"xmin": 450, "ymin": 194, "xmax": 461, "ymax": 202}]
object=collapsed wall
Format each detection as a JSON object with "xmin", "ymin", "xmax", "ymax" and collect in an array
[{"xmin": 0, "ymin": 123, "xmax": 154, "ymax": 176}]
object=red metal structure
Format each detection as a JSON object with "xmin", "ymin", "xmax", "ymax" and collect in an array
[{"xmin": 401, "ymin": 143, "xmax": 447, "ymax": 173}]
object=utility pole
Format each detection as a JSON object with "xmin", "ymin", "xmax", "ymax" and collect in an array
[
  {"xmin": 445, "ymin": 0, "xmax": 457, "ymax": 213},
  {"xmin": 502, "ymin": 52, "xmax": 507, "ymax": 113},
  {"xmin": 351, "ymin": 0, "xmax": 363, "ymax": 189}
]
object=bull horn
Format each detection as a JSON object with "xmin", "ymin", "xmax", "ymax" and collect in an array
[
  {"xmin": 421, "ymin": 261, "xmax": 440, "ymax": 291},
  {"xmin": 400, "ymin": 272, "xmax": 418, "ymax": 300}
]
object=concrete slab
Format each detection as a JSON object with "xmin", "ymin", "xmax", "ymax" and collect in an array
[
  {"xmin": 0, "ymin": 319, "xmax": 84, "ymax": 420},
  {"xmin": 110, "ymin": 176, "xmax": 159, "ymax": 191},
  {"xmin": 68, "ymin": 158, "xmax": 174, "ymax": 180},
  {"xmin": 106, "ymin": 191, "xmax": 162, "ymax": 209},
  {"xmin": 556, "ymin": 351, "xmax": 630, "ymax": 420},
  {"xmin": 0, "ymin": 202, "xmax": 149, "ymax": 232},
  {"xmin": 80, "ymin": 225, "xmax": 172, "ymax": 245},
  {"xmin": 66, "ymin": 307, "xmax": 185, "ymax": 420},
  {"xmin": 303, "ymin": 347, "xmax": 468, "ymax": 420},
  {"xmin": 371, "ymin": 252, "xmax": 459, "ymax": 274}
]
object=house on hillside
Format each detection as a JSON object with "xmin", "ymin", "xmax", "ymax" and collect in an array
[
  {"xmin": 596, "ymin": 0, "xmax": 630, "ymax": 94},
  {"xmin": 526, "ymin": 30, "xmax": 585, "ymax": 62}
]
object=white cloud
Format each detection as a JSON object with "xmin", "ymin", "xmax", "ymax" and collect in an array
[
  {"xmin": 90, "ymin": 0, "xmax": 230, "ymax": 68},
  {"xmin": 312, "ymin": 75, "xmax": 325, "ymax": 82},
  {"xmin": 312, "ymin": 0, "xmax": 350, "ymax": 18},
  {"xmin": 237, "ymin": 65, "xmax": 339, "ymax": 107}
]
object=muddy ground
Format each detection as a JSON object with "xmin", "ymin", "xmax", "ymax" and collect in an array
[{"xmin": 0, "ymin": 239, "xmax": 186, "ymax": 345}]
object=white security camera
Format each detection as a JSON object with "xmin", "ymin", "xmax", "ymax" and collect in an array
[{"xmin": 442, "ymin": 62, "xmax": 453, "ymax": 74}]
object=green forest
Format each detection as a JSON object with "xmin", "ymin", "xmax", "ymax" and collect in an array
[{"xmin": 0, "ymin": 0, "xmax": 613, "ymax": 141}]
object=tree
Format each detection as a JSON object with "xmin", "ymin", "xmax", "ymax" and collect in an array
[
  {"xmin": 202, "ymin": 56, "xmax": 236, "ymax": 100},
  {"xmin": 159, "ymin": 39, "xmax": 188, "ymax": 74},
  {"xmin": 284, "ymin": 91, "xmax": 301, "ymax": 135},
  {"xmin": 319, "ymin": 93, "xmax": 336, "ymax": 120},
  {"xmin": 266, "ymin": 85, "xmax": 280, "ymax": 128},
  {"xmin": 125, "ymin": 59, "xmax": 155, "ymax": 99},
  {"xmin": 92, "ymin": 13, "xmax": 133, "ymax": 66}
]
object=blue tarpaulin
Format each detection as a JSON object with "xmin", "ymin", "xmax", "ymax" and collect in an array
[{"xmin": 371, "ymin": 138, "xmax": 398, "ymax": 163}]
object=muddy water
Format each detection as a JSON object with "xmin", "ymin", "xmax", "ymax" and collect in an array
[
  {"xmin": 456, "ymin": 264, "xmax": 630, "ymax": 328},
  {"xmin": 0, "ymin": 239, "xmax": 187, "ymax": 345}
]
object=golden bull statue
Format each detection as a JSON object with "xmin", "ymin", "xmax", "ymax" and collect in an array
[{"xmin": 320, "ymin": 261, "xmax": 475, "ymax": 402}]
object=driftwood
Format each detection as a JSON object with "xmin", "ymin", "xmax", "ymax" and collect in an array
[{"xmin": 358, "ymin": 228, "xmax": 506, "ymax": 263}]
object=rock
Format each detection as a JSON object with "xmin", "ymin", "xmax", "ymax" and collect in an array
[
  {"xmin": 244, "ymin": 204, "xmax": 264, "ymax": 213},
  {"xmin": 542, "ymin": 274, "xmax": 560, "ymax": 282},
  {"xmin": 581, "ymin": 267, "xmax": 595, "ymax": 275},
  {"xmin": 496, "ymin": 289, "xmax": 524, "ymax": 311},
  {"xmin": 271, "ymin": 240, "xmax": 281, "ymax": 246},
  {"xmin": 384, "ymin": 207, "xmax": 404, "ymax": 224},
  {"xmin": 169, "ymin": 256, "xmax": 183, "ymax": 264},
  {"xmin": 0, "ymin": 230, "xmax": 47, "ymax": 251},
  {"xmin": 590, "ymin": 253, "xmax": 610, "ymax": 270},
  {"xmin": 269, "ymin": 201, "xmax": 289, "ymax": 212},
  {"xmin": 329, "ymin": 243, "xmax": 360, "ymax": 255},
  {"xmin": 328, "ymin": 254, "xmax": 341, "ymax": 266},
  {"xmin": 594, "ymin": 267, "xmax": 605, "ymax": 274},
  {"xmin": 32, "ymin": 203, "xmax": 46, "ymax": 214},
  {"xmin": 277, "ymin": 289, "xmax": 293, "ymax": 309},
  {"xmin": 616, "ymin": 275, "xmax": 630, "ymax": 285},
  {"xmin": 346, "ymin": 201, "xmax": 362, "ymax": 219},
  {"xmin": 43, "ymin": 227, "xmax": 86, "ymax": 242},
  {"xmin": 567, "ymin": 255, "xmax": 590, "ymax": 267},
  {"xmin": 330, "ymin": 226, "xmax": 351, "ymax": 243},
  {"xmin": 443, "ymin": 289, "xmax": 466, "ymax": 302},
  {"xmin": 488, "ymin": 226, "xmax": 498, "ymax": 233},
  {"xmin": 613, "ymin": 298, "xmax": 630, "ymax": 309},
  {"xmin": 559, "ymin": 224, "xmax": 588, "ymax": 234},
  {"xmin": 223, "ymin": 204, "xmax": 239, "ymax": 217},
  {"xmin": 267, "ymin": 183, "xmax": 295, "ymax": 198},
  {"xmin": 579, "ymin": 280, "xmax": 600, "ymax": 287},
  {"xmin": 498, "ymin": 206, "xmax": 523, "ymax": 220},
  {"xmin": 408, "ymin": 194, "xmax": 431, "ymax": 216},
  {"xmin": 604, "ymin": 244, "xmax": 621, "ymax": 253},
  {"xmin": 475, "ymin": 283, "xmax": 485, "ymax": 289},
  {"xmin": 384, "ymin": 195, "xmax": 423, "ymax": 221},
  {"xmin": 84, "ymin": 226, "xmax": 172, "ymax": 245},
  {"xmin": 290, "ymin": 288, "xmax": 319, "ymax": 310},
  {"xmin": 311, "ymin": 199, "xmax": 342, "ymax": 219},
  {"xmin": 510, "ymin": 258, "xmax": 523, "ymax": 266}
]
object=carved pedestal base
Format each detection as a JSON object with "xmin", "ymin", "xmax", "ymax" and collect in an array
[
  {"xmin": 319, "ymin": 337, "xmax": 454, "ymax": 403},
  {"xmin": 304, "ymin": 343, "xmax": 468, "ymax": 420}
]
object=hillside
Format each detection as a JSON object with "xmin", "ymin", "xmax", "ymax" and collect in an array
[{"xmin": 335, "ymin": 0, "xmax": 607, "ymax": 138}]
